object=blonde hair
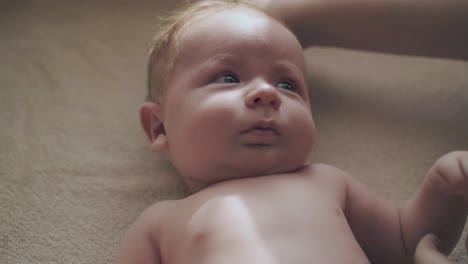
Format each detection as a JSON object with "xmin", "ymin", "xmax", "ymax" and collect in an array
[{"xmin": 146, "ymin": 0, "xmax": 285, "ymax": 102}]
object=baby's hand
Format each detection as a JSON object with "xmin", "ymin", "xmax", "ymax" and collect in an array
[
  {"xmin": 466, "ymin": 234, "xmax": 468, "ymax": 256},
  {"xmin": 414, "ymin": 234, "xmax": 455, "ymax": 264},
  {"xmin": 427, "ymin": 151, "xmax": 468, "ymax": 202}
]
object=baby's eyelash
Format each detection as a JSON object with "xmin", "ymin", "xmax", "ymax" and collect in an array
[
  {"xmin": 206, "ymin": 72, "xmax": 301, "ymax": 94},
  {"xmin": 214, "ymin": 73, "xmax": 239, "ymax": 84},
  {"xmin": 210, "ymin": 71, "xmax": 239, "ymax": 84},
  {"xmin": 276, "ymin": 79, "xmax": 297, "ymax": 92}
]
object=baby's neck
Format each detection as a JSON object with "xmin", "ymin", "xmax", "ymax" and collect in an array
[
  {"xmin": 184, "ymin": 165, "xmax": 309, "ymax": 194},
  {"xmin": 186, "ymin": 178, "xmax": 213, "ymax": 193}
]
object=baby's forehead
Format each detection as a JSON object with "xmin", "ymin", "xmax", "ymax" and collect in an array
[
  {"xmin": 175, "ymin": 7, "xmax": 305, "ymax": 71},
  {"xmin": 179, "ymin": 7, "xmax": 273, "ymax": 41}
]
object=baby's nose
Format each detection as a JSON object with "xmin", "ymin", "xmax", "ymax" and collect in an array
[{"xmin": 245, "ymin": 82, "xmax": 281, "ymax": 110}]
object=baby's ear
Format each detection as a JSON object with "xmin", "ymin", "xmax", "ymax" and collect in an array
[{"xmin": 139, "ymin": 101, "xmax": 168, "ymax": 152}]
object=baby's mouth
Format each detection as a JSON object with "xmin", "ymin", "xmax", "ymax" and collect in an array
[
  {"xmin": 240, "ymin": 121, "xmax": 281, "ymax": 145},
  {"xmin": 241, "ymin": 119, "xmax": 280, "ymax": 135},
  {"xmin": 244, "ymin": 127, "xmax": 279, "ymax": 135}
]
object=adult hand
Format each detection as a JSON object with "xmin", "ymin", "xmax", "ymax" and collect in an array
[{"xmin": 252, "ymin": 0, "xmax": 468, "ymax": 59}]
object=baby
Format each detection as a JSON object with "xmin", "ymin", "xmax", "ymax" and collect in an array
[{"xmin": 115, "ymin": 0, "xmax": 468, "ymax": 263}]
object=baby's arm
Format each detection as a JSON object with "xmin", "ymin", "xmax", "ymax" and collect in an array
[
  {"xmin": 114, "ymin": 202, "xmax": 169, "ymax": 264},
  {"xmin": 400, "ymin": 151, "xmax": 468, "ymax": 258},
  {"xmin": 263, "ymin": 0, "xmax": 468, "ymax": 59},
  {"xmin": 343, "ymin": 168, "xmax": 409, "ymax": 263},
  {"xmin": 345, "ymin": 151, "xmax": 468, "ymax": 263}
]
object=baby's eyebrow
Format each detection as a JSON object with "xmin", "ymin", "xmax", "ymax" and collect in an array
[
  {"xmin": 206, "ymin": 54, "xmax": 239, "ymax": 64},
  {"xmin": 196, "ymin": 54, "xmax": 240, "ymax": 72},
  {"xmin": 273, "ymin": 60, "xmax": 306, "ymax": 81}
]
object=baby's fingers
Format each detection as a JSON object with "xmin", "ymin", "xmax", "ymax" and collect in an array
[
  {"xmin": 465, "ymin": 235, "xmax": 468, "ymax": 256},
  {"xmin": 431, "ymin": 151, "xmax": 468, "ymax": 199},
  {"xmin": 462, "ymin": 155, "xmax": 468, "ymax": 204},
  {"xmin": 414, "ymin": 234, "xmax": 455, "ymax": 264}
]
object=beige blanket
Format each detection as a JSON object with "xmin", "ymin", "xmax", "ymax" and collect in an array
[{"xmin": 1, "ymin": 1, "xmax": 467, "ymax": 263}]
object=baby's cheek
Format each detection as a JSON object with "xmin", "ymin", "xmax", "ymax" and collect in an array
[
  {"xmin": 283, "ymin": 108, "xmax": 315, "ymax": 165},
  {"xmin": 291, "ymin": 109, "xmax": 315, "ymax": 140},
  {"xmin": 195, "ymin": 98, "xmax": 239, "ymax": 130}
]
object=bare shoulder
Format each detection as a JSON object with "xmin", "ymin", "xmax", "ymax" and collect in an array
[
  {"xmin": 306, "ymin": 162, "xmax": 349, "ymax": 173},
  {"xmin": 139, "ymin": 199, "xmax": 179, "ymax": 229},
  {"xmin": 305, "ymin": 162, "xmax": 353, "ymax": 184},
  {"xmin": 302, "ymin": 163, "xmax": 353, "ymax": 205},
  {"xmin": 122, "ymin": 199, "xmax": 180, "ymax": 247},
  {"xmin": 141, "ymin": 199, "xmax": 178, "ymax": 217},
  {"xmin": 114, "ymin": 200, "xmax": 180, "ymax": 264}
]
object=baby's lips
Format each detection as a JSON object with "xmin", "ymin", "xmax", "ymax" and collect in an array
[{"xmin": 241, "ymin": 119, "xmax": 281, "ymax": 135}]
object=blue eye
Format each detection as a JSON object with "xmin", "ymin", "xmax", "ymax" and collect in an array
[
  {"xmin": 276, "ymin": 81, "xmax": 295, "ymax": 91},
  {"xmin": 214, "ymin": 74, "xmax": 238, "ymax": 84}
]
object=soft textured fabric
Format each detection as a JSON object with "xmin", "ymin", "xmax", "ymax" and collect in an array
[{"xmin": 1, "ymin": 1, "xmax": 467, "ymax": 263}]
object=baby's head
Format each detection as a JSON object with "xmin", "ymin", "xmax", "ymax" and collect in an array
[
  {"xmin": 146, "ymin": 0, "xmax": 277, "ymax": 102},
  {"xmin": 141, "ymin": 0, "xmax": 316, "ymax": 191}
]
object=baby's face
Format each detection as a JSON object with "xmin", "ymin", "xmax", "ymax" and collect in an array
[{"xmin": 161, "ymin": 7, "xmax": 315, "ymax": 188}]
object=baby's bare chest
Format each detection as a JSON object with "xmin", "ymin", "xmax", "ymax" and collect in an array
[{"xmin": 160, "ymin": 175, "xmax": 370, "ymax": 263}]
